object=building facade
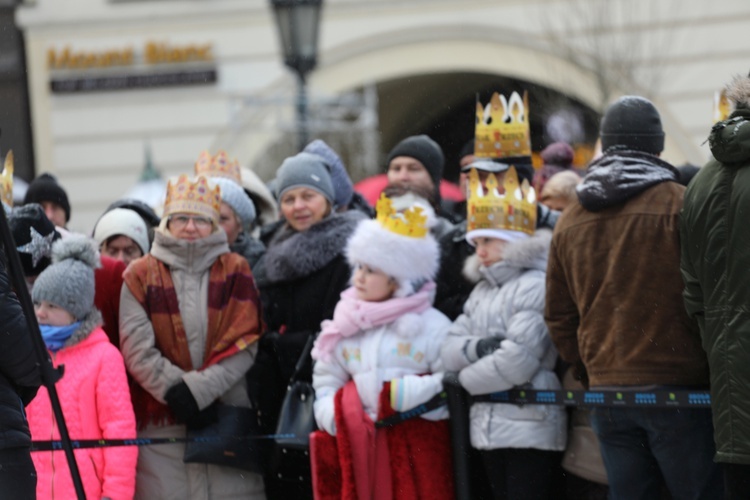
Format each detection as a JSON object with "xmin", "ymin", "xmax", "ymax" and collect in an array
[{"xmin": 16, "ymin": 0, "xmax": 750, "ymax": 231}]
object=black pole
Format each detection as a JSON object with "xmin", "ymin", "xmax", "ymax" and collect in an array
[
  {"xmin": 444, "ymin": 372, "xmax": 472, "ymax": 500},
  {"xmin": 296, "ymin": 70, "xmax": 308, "ymax": 152},
  {"xmin": 0, "ymin": 208, "xmax": 86, "ymax": 499}
]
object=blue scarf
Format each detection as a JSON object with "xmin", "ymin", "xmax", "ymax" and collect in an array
[{"xmin": 40, "ymin": 322, "xmax": 81, "ymax": 352}]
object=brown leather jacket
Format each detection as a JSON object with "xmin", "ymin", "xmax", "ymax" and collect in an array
[{"xmin": 545, "ymin": 180, "xmax": 709, "ymax": 387}]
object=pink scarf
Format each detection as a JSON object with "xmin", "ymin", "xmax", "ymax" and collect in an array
[{"xmin": 311, "ymin": 282, "xmax": 435, "ymax": 362}]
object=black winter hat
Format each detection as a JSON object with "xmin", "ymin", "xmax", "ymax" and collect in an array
[
  {"xmin": 386, "ymin": 135, "xmax": 445, "ymax": 190},
  {"xmin": 10, "ymin": 203, "xmax": 61, "ymax": 278},
  {"xmin": 23, "ymin": 173, "xmax": 71, "ymax": 222},
  {"xmin": 600, "ymin": 96, "xmax": 665, "ymax": 155}
]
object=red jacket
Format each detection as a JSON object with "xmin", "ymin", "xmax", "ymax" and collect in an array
[{"xmin": 27, "ymin": 325, "xmax": 137, "ymax": 500}]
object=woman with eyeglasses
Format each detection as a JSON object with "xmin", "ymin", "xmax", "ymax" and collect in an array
[
  {"xmin": 118, "ymin": 174, "xmax": 264, "ymax": 499},
  {"xmin": 249, "ymin": 152, "xmax": 366, "ymax": 498}
]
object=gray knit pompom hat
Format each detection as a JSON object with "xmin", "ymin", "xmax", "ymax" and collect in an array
[{"xmin": 32, "ymin": 235, "xmax": 100, "ymax": 321}]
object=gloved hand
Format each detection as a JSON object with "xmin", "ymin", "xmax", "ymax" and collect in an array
[
  {"xmin": 475, "ymin": 337, "xmax": 503, "ymax": 358},
  {"xmin": 164, "ymin": 381, "xmax": 200, "ymax": 424}
]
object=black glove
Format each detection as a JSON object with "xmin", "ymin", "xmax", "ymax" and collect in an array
[
  {"xmin": 164, "ymin": 381, "xmax": 200, "ymax": 424},
  {"xmin": 475, "ymin": 337, "xmax": 503, "ymax": 358}
]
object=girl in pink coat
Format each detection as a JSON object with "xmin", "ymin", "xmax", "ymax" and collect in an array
[{"xmin": 27, "ymin": 236, "xmax": 137, "ymax": 500}]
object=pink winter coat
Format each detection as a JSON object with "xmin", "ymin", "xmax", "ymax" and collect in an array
[{"xmin": 27, "ymin": 321, "xmax": 137, "ymax": 500}]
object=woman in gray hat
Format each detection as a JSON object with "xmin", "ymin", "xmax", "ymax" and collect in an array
[{"xmin": 250, "ymin": 152, "xmax": 366, "ymax": 499}]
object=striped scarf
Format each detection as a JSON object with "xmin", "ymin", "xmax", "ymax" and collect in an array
[{"xmin": 124, "ymin": 253, "xmax": 263, "ymax": 429}]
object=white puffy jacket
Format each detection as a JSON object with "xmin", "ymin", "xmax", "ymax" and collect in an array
[
  {"xmin": 441, "ymin": 230, "xmax": 567, "ymax": 451},
  {"xmin": 313, "ymin": 307, "xmax": 451, "ymax": 436}
]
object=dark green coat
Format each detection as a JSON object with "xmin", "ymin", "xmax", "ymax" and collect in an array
[{"xmin": 681, "ymin": 106, "xmax": 750, "ymax": 465}]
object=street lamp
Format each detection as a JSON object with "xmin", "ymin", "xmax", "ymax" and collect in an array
[{"xmin": 269, "ymin": 0, "xmax": 323, "ymax": 151}]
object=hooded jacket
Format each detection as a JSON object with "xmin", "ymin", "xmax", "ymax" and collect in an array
[
  {"xmin": 27, "ymin": 311, "xmax": 137, "ymax": 500},
  {"xmin": 441, "ymin": 230, "xmax": 567, "ymax": 451},
  {"xmin": 681, "ymin": 74, "xmax": 750, "ymax": 465},
  {"xmin": 546, "ymin": 148, "xmax": 709, "ymax": 388}
]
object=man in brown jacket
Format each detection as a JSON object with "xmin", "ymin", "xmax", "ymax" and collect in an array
[{"xmin": 545, "ymin": 96, "xmax": 722, "ymax": 499}]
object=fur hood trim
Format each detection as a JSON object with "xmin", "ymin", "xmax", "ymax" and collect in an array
[
  {"xmin": 63, "ymin": 309, "xmax": 103, "ymax": 348},
  {"xmin": 462, "ymin": 229, "xmax": 552, "ymax": 283},
  {"xmin": 346, "ymin": 219, "xmax": 440, "ymax": 283},
  {"xmin": 264, "ymin": 210, "xmax": 366, "ymax": 282},
  {"xmin": 726, "ymin": 73, "xmax": 750, "ymax": 109}
]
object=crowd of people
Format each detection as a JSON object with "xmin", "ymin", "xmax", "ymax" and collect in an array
[{"xmin": 0, "ymin": 71, "xmax": 748, "ymax": 500}]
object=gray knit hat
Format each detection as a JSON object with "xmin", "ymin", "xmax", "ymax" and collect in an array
[
  {"xmin": 32, "ymin": 235, "xmax": 99, "ymax": 321},
  {"xmin": 212, "ymin": 177, "xmax": 256, "ymax": 231},
  {"xmin": 303, "ymin": 140, "xmax": 354, "ymax": 208},
  {"xmin": 275, "ymin": 152, "xmax": 335, "ymax": 205}
]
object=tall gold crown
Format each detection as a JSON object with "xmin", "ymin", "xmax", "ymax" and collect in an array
[
  {"xmin": 466, "ymin": 166, "xmax": 536, "ymax": 236},
  {"xmin": 0, "ymin": 151, "xmax": 12, "ymax": 207},
  {"xmin": 714, "ymin": 89, "xmax": 731, "ymax": 123},
  {"xmin": 375, "ymin": 193, "xmax": 429, "ymax": 238},
  {"xmin": 163, "ymin": 174, "xmax": 221, "ymax": 222},
  {"xmin": 475, "ymin": 91, "xmax": 531, "ymax": 159},
  {"xmin": 194, "ymin": 150, "xmax": 241, "ymax": 183}
]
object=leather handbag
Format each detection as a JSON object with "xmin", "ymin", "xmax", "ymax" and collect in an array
[
  {"xmin": 184, "ymin": 403, "xmax": 265, "ymax": 473},
  {"xmin": 268, "ymin": 334, "xmax": 318, "ymax": 483}
]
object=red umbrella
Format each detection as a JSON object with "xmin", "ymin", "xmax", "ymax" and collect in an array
[{"xmin": 353, "ymin": 174, "xmax": 465, "ymax": 207}]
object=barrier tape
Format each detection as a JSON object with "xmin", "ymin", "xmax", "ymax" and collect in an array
[
  {"xmin": 31, "ymin": 433, "xmax": 293, "ymax": 452},
  {"xmin": 31, "ymin": 389, "xmax": 711, "ymax": 451},
  {"xmin": 472, "ymin": 388, "xmax": 712, "ymax": 408}
]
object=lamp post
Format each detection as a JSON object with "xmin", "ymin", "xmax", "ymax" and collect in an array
[{"xmin": 269, "ymin": 0, "xmax": 323, "ymax": 152}]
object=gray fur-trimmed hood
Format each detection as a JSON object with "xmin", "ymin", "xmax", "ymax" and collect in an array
[
  {"xmin": 725, "ymin": 73, "xmax": 750, "ymax": 109},
  {"xmin": 463, "ymin": 229, "xmax": 552, "ymax": 285},
  {"xmin": 261, "ymin": 210, "xmax": 366, "ymax": 283},
  {"xmin": 61, "ymin": 308, "xmax": 103, "ymax": 349}
]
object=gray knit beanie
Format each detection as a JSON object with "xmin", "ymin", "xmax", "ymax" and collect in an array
[
  {"xmin": 275, "ymin": 152, "xmax": 335, "ymax": 205},
  {"xmin": 32, "ymin": 235, "xmax": 99, "ymax": 321},
  {"xmin": 303, "ymin": 140, "xmax": 354, "ymax": 208},
  {"xmin": 213, "ymin": 177, "xmax": 256, "ymax": 231}
]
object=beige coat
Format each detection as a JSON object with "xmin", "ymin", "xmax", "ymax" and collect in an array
[{"xmin": 120, "ymin": 226, "xmax": 264, "ymax": 499}]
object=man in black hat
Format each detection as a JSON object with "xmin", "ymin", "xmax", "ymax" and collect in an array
[
  {"xmin": 23, "ymin": 173, "xmax": 71, "ymax": 229},
  {"xmin": 545, "ymin": 96, "xmax": 722, "ymax": 498}
]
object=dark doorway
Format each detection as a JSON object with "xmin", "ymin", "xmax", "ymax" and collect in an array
[{"xmin": 376, "ymin": 72, "xmax": 600, "ymax": 183}]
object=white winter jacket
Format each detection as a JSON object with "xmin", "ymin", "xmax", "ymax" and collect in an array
[
  {"xmin": 313, "ymin": 306, "xmax": 451, "ymax": 436},
  {"xmin": 441, "ymin": 230, "xmax": 567, "ymax": 451}
]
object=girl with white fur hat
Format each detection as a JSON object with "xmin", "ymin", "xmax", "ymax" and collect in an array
[{"xmin": 310, "ymin": 194, "xmax": 454, "ymax": 500}]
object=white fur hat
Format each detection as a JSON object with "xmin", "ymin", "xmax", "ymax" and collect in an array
[{"xmin": 346, "ymin": 217, "xmax": 439, "ymax": 296}]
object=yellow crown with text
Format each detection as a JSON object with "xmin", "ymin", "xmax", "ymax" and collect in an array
[
  {"xmin": 194, "ymin": 150, "xmax": 241, "ymax": 183},
  {"xmin": 466, "ymin": 166, "xmax": 536, "ymax": 235},
  {"xmin": 0, "ymin": 151, "xmax": 13, "ymax": 208},
  {"xmin": 475, "ymin": 91, "xmax": 531, "ymax": 159},
  {"xmin": 375, "ymin": 193, "xmax": 429, "ymax": 238},
  {"xmin": 163, "ymin": 174, "xmax": 221, "ymax": 222}
]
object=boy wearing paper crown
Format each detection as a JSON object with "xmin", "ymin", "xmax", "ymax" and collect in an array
[
  {"xmin": 440, "ymin": 167, "xmax": 566, "ymax": 500},
  {"xmin": 309, "ymin": 194, "xmax": 454, "ymax": 500}
]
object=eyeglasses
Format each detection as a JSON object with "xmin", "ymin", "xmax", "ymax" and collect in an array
[{"xmin": 168, "ymin": 214, "xmax": 213, "ymax": 229}]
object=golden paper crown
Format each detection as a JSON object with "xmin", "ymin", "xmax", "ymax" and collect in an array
[
  {"xmin": 466, "ymin": 166, "xmax": 536, "ymax": 236},
  {"xmin": 194, "ymin": 150, "xmax": 241, "ymax": 183},
  {"xmin": 0, "ymin": 151, "xmax": 12, "ymax": 208},
  {"xmin": 163, "ymin": 174, "xmax": 221, "ymax": 222},
  {"xmin": 475, "ymin": 91, "xmax": 531, "ymax": 159},
  {"xmin": 375, "ymin": 193, "xmax": 429, "ymax": 238},
  {"xmin": 714, "ymin": 89, "xmax": 731, "ymax": 123}
]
